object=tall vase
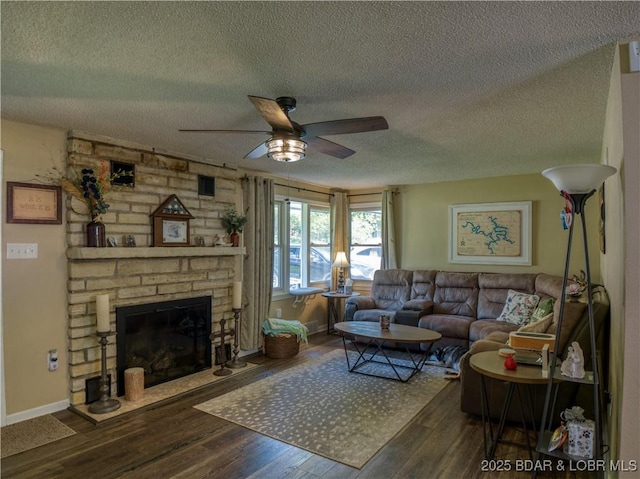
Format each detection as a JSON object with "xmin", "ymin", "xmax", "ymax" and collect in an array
[
  {"xmin": 86, "ymin": 217, "xmax": 106, "ymax": 247},
  {"xmin": 230, "ymin": 231, "xmax": 240, "ymax": 247}
]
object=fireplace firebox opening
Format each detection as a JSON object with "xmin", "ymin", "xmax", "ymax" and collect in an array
[{"xmin": 116, "ymin": 296, "xmax": 212, "ymax": 396}]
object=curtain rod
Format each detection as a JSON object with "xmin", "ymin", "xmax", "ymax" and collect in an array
[
  {"xmin": 347, "ymin": 192, "xmax": 382, "ymax": 198},
  {"xmin": 274, "ymin": 182, "xmax": 334, "ymax": 197},
  {"xmin": 348, "ymin": 188, "xmax": 399, "ymax": 198}
]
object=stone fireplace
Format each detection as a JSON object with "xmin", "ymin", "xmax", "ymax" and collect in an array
[{"xmin": 65, "ymin": 131, "xmax": 244, "ymax": 405}]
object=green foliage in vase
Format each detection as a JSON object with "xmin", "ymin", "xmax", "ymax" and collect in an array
[{"xmin": 221, "ymin": 208, "xmax": 247, "ymax": 234}]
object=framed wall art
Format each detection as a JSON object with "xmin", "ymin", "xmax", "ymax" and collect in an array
[
  {"xmin": 6, "ymin": 182, "xmax": 62, "ymax": 224},
  {"xmin": 151, "ymin": 195, "xmax": 194, "ymax": 246},
  {"xmin": 448, "ymin": 201, "xmax": 532, "ymax": 265}
]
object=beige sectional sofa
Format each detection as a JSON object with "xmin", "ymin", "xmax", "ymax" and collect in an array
[{"xmin": 345, "ymin": 269, "xmax": 610, "ymax": 422}]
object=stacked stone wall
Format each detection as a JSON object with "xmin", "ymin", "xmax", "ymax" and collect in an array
[{"xmin": 65, "ymin": 132, "xmax": 242, "ymax": 405}]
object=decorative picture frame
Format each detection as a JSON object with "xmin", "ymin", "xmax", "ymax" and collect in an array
[
  {"xmin": 448, "ymin": 201, "xmax": 532, "ymax": 265},
  {"xmin": 162, "ymin": 219, "xmax": 189, "ymax": 244},
  {"xmin": 151, "ymin": 195, "xmax": 193, "ymax": 246},
  {"xmin": 6, "ymin": 182, "xmax": 62, "ymax": 224}
]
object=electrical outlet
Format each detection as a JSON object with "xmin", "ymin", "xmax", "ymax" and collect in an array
[
  {"xmin": 275, "ymin": 308, "xmax": 282, "ymax": 318},
  {"xmin": 47, "ymin": 349, "xmax": 58, "ymax": 371},
  {"xmin": 7, "ymin": 243, "xmax": 38, "ymax": 259}
]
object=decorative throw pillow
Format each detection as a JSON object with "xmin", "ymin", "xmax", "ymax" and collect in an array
[
  {"xmin": 496, "ymin": 289, "xmax": 540, "ymax": 326},
  {"xmin": 531, "ymin": 298, "xmax": 554, "ymax": 321},
  {"xmin": 518, "ymin": 312, "xmax": 554, "ymax": 333}
]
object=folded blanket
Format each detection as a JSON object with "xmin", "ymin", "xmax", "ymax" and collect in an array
[{"xmin": 262, "ymin": 318, "xmax": 309, "ymax": 343}]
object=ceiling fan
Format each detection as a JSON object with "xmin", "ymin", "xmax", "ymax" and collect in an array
[{"xmin": 179, "ymin": 95, "xmax": 388, "ymax": 162}]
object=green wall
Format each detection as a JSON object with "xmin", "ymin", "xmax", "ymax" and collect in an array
[{"xmin": 396, "ymin": 173, "xmax": 602, "ymax": 280}]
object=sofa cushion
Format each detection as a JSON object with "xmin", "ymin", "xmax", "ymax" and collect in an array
[
  {"xmin": 496, "ymin": 289, "xmax": 540, "ymax": 325},
  {"xmin": 518, "ymin": 312, "xmax": 554, "ymax": 333},
  {"xmin": 469, "ymin": 319, "xmax": 518, "ymax": 343},
  {"xmin": 370, "ymin": 269, "xmax": 413, "ymax": 310},
  {"xmin": 531, "ymin": 298, "xmax": 554, "ymax": 321},
  {"xmin": 547, "ymin": 300, "xmax": 588, "ymax": 353},
  {"xmin": 433, "ymin": 272, "xmax": 478, "ymax": 317},
  {"xmin": 346, "ymin": 296, "xmax": 376, "ymax": 310},
  {"xmin": 410, "ymin": 270, "xmax": 437, "ymax": 301},
  {"xmin": 403, "ymin": 299, "xmax": 433, "ymax": 311},
  {"xmin": 484, "ymin": 331, "xmax": 510, "ymax": 343},
  {"xmin": 477, "ymin": 273, "xmax": 537, "ymax": 319},
  {"xmin": 419, "ymin": 314, "xmax": 474, "ymax": 341},
  {"xmin": 468, "ymin": 331, "xmax": 509, "ymax": 354},
  {"xmin": 534, "ymin": 273, "xmax": 564, "ymax": 300}
]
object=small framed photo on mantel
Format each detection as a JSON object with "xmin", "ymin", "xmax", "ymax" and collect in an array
[{"xmin": 151, "ymin": 195, "xmax": 194, "ymax": 246}]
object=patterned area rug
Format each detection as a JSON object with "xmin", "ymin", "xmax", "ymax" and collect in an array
[
  {"xmin": 1, "ymin": 414, "xmax": 76, "ymax": 458},
  {"xmin": 194, "ymin": 349, "xmax": 448, "ymax": 468}
]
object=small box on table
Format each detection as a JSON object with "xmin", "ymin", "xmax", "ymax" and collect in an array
[{"xmin": 509, "ymin": 331, "xmax": 556, "ymax": 352}]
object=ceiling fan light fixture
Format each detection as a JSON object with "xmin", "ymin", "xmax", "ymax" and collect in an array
[{"xmin": 266, "ymin": 138, "xmax": 307, "ymax": 162}]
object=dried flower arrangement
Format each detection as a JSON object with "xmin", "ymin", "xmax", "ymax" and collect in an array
[{"xmin": 41, "ymin": 160, "xmax": 131, "ymax": 220}]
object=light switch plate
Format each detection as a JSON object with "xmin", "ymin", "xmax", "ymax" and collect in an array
[{"xmin": 6, "ymin": 243, "xmax": 38, "ymax": 259}]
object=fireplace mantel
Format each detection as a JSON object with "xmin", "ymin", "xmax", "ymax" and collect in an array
[{"xmin": 67, "ymin": 246, "xmax": 246, "ymax": 260}]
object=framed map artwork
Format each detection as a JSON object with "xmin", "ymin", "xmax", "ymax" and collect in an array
[{"xmin": 448, "ymin": 201, "xmax": 532, "ymax": 265}]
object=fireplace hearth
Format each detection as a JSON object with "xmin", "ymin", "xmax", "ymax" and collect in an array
[{"xmin": 116, "ymin": 296, "xmax": 212, "ymax": 396}]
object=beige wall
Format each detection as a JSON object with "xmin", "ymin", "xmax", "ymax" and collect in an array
[
  {"xmin": 1, "ymin": 120, "xmax": 69, "ymax": 417},
  {"xmin": 619, "ymin": 69, "xmax": 640, "ymax": 475},
  {"xmin": 598, "ymin": 45, "xmax": 640, "ymax": 474},
  {"xmin": 396, "ymin": 174, "xmax": 601, "ymax": 279},
  {"xmin": 600, "ymin": 48, "xmax": 626, "ymax": 470}
]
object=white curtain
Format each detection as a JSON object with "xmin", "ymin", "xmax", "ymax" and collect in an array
[
  {"xmin": 241, "ymin": 176, "xmax": 274, "ymax": 350},
  {"xmin": 381, "ymin": 189, "xmax": 398, "ymax": 269},
  {"xmin": 330, "ymin": 191, "xmax": 349, "ymax": 291}
]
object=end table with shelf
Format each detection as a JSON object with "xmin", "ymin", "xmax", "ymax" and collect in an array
[
  {"xmin": 470, "ymin": 350, "xmax": 553, "ymax": 462},
  {"xmin": 322, "ymin": 291, "xmax": 359, "ymax": 333}
]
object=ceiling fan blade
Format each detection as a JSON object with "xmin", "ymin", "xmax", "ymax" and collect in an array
[
  {"xmin": 248, "ymin": 95, "xmax": 294, "ymax": 132},
  {"xmin": 307, "ymin": 137, "xmax": 355, "ymax": 159},
  {"xmin": 178, "ymin": 129, "xmax": 271, "ymax": 134},
  {"xmin": 302, "ymin": 116, "xmax": 388, "ymax": 138},
  {"xmin": 243, "ymin": 142, "xmax": 268, "ymax": 160}
]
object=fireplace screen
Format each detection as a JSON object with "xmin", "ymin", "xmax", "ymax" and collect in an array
[{"xmin": 116, "ymin": 296, "xmax": 212, "ymax": 396}]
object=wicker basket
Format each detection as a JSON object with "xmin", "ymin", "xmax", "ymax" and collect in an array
[{"xmin": 264, "ymin": 334, "xmax": 300, "ymax": 359}]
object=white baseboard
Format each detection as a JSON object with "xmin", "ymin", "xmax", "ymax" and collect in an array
[{"xmin": 5, "ymin": 399, "xmax": 70, "ymax": 425}]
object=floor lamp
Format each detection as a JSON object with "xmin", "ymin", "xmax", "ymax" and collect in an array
[{"xmin": 537, "ymin": 163, "xmax": 616, "ymax": 468}]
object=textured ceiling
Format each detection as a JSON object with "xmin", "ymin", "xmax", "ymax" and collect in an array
[{"xmin": 1, "ymin": 1, "xmax": 639, "ymax": 189}]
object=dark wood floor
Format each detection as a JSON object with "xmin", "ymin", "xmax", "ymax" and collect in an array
[{"xmin": 2, "ymin": 334, "xmax": 588, "ymax": 479}]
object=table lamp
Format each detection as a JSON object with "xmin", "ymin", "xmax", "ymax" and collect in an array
[{"xmin": 332, "ymin": 251, "xmax": 350, "ymax": 293}]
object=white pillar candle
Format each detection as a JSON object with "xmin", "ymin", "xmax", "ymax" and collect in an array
[
  {"xmin": 96, "ymin": 294, "xmax": 110, "ymax": 333},
  {"xmin": 232, "ymin": 281, "xmax": 242, "ymax": 309}
]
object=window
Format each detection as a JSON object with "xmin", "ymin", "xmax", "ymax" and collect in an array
[
  {"xmin": 349, "ymin": 205, "xmax": 382, "ymax": 280},
  {"xmin": 273, "ymin": 198, "xmax": 331, "ymax": 292}
]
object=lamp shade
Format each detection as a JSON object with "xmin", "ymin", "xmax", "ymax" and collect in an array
[
  {"xmin": 332, "ymin": 251, "xmax": 350, "ymax": 268},
  {"xmin": 542, "ymin": 164, "xmax": 616, "ymax": 193}
]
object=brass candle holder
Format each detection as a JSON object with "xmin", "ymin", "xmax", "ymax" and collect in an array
[
  {"xmin": 227, "ymin": 308, "xmax": 247, "ymax": 369},
  {"xmin": 88, "ymin": 332, "xmax": 121, "ymax": 414}
]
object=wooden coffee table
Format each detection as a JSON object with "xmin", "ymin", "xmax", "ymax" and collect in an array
[{"xmin": 333, "ymin": 321, "xmax": 441, "ymax": 382}]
